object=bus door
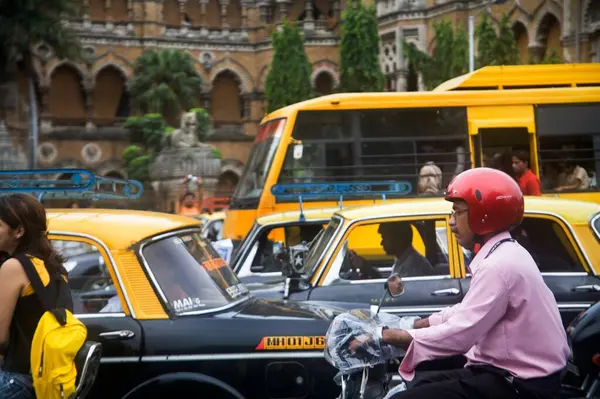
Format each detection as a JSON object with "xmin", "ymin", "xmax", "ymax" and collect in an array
[{"xmin": 467, "ymin": 105, "xmax": 538, "ymax": 174}]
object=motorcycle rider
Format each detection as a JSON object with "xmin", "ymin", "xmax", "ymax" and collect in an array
[{"xmin": 351, "ymin": 167, "xmax": 569, "ymax": 398}]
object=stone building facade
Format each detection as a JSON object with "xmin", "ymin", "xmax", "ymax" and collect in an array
[{"xmin": 3, "ymin": 0, "xmax": 599, "ymax": 198}]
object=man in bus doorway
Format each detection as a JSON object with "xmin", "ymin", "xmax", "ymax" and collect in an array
[{"xmin": 512, "ymin": 150, "xmax": 542, "ymax": 196}]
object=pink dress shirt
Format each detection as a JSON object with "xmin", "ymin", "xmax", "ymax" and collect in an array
[{"xmin": 399, "ymin": 231, "xmax": 569, "ymax": 381}]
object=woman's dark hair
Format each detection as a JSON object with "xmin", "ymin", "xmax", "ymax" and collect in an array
[{"xmin": 0, "ymin": 193, "xmax": 65, "ymax": 275}]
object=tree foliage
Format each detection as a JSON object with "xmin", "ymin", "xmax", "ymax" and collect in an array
[
  {"xmin": 265, "ymin": 21, "xmax": 313, "ymax": 113},
  {"xmin": 476, "ymin": 14, "xmax": 519, "ymax": 67},
  {"xmin": 404, "ymin": 20, "xmax": 468, "ymax": 90},
  {"xmin": 0, "ymin": 0, "xmax": 81, "ymax": 78},
  {"xmin": 0, "ymin": 0, "xmax": 82, "ymax": 168},
  {"xmin": 129, "ymin": 49, "xmax": 203, "ymax": 121},
  {"xmin": 338, "ymin": 0, "xmax": 384, "ymax": 92}
]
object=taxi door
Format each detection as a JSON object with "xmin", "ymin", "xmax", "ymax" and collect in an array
[
  {"xmin": 50, "ymin": 234, "xmax": 143, "ymax": 397},
  {"xmin": 306, "ymin": 216, "xmax": 464, "ymax": 320}
]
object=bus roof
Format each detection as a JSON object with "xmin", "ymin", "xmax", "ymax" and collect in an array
[
  {"xmin": 261, "ymin": 85, "xmax": 600, "ymax": 124},
  {"xmin": 433, "ymin": 64, "xmax": 600, "ymax": 92}
]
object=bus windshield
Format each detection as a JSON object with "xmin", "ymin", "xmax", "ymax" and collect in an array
[{"xmin": 231, "ymin": 118, "xmax": 286, "ymax": 208}]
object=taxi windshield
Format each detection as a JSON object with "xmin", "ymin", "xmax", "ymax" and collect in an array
[
  {"xmin": 141, "ymin": 231, "xmax": 251, "ymax": 315},
  {"xmin": 303, "ymin": 216, "xmax": 342, "ymax": 277}
]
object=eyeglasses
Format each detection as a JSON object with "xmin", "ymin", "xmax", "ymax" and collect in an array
[{"xmin": 450, "ymin": 209, "xmax": 468, "ymax": 219}]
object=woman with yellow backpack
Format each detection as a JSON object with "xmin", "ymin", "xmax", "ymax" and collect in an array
[{"xmin": 0, "ymin": 193, "xmax": 87, "ymax": 399}]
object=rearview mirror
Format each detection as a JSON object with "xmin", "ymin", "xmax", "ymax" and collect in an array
[{"xmin": 385, "ymin": 273, "xmax": 405, "ymax": 297}]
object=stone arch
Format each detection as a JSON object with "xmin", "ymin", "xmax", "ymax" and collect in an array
[
  {"xmin": 52, "ymin": 160, "xmax": 85, "ymax": 180},
  {"xmin": 92, "ymin": 61, "xmax": 131, "ymax": 80},
  {"xmin": 311, "ymin": 60, "xmax": 340, "ymax": 90},
  {"xmin": 211, "ymin": 69, "xmax": 245, "ymax": 125},
  {"xmin": 512, "ymin": 20, "xmax": 530, "ymax": 64},
  {"xmin": 531, "ymin": 0, "xmax": 562, "ymax": 44},
  {"xmin": 48, "ymin": 64, "xmax": 87, "ymax": 125},
  {"xmin": 97, "ymin": 159, "xmax": 127, "ymax": 179},
  {"xmin": 92, "ymin": 64, "xmax": 130, "ymax": 125},
  {"xmin": 46, "ymin": 60, "xmax": 87, "ymax": 83},
  {"xmin": 216, "ymin": 159, "xmax": 244, "ymax": 196},
  {"xmin": 534, "ymin": 12, "xmax": 562, "ymax": 59},
  {"xmin": 210, "ymin": 56, "xmax": 254, "ymax": 93}
]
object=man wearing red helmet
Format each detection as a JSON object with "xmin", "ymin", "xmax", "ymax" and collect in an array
[{"xmin": 353, "ymin": 168, "xmax": 570, "ymax": 398}]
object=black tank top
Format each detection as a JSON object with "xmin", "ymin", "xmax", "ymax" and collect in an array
[{"xmin": 2, "ymin": 257, "xmax": 64, "ymax": 375}]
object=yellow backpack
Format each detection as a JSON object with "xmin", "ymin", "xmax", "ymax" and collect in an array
[{"xmin": 17, "ymin": 255, "xmax": 88, "ymax": 399}]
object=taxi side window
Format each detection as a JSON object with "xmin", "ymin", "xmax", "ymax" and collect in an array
[
  {"xmin": 250, "ymin": 224, "xmax": 325, "ymax": 273},
  {"xmin": 337, "ymin": 219, "xmax": 450, "ymax": 281},
  {"xmin": 52, "ymin": 239, "xmax": 122, "ymax": 314},
  {"xmin": 511, "ymin": 217, "xmax": 586, "ymax": 273}
]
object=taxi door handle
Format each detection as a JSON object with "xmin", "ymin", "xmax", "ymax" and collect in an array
[
  {"xmin": 431, "ymin": 288, "xmax": 460, "ymax": 296},
  {"xmin": 572, "ymin": 285, "xmax": 600, "ymax": 293},
  {"xmin": 99, "ymin": 330, "xmax": 135, "ymax": 340}
]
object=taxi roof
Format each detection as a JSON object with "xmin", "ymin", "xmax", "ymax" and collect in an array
[
  {"xmin": 256, "ymin": 207, "xmax": 341, "ymax": 225},
  {"xmin": 47, "ymin": 208, "xmax": 202, "ymax": 250},
  {"xmin": 333, "ymin": 197, "xmax": 600, "ymax": 226}
]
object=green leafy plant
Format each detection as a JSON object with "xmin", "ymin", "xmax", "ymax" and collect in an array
[
  {"xmin": 338, "ymin": 0, "xmax": 384, "ymax": 92},
  {"xmin": 404, "ymin": 20, "xmax": 468, "ymax": 90},
  {"xmin": 476, "ymin": 13, "xmax": 519, "ymax": 68},
  {"xmin": 265, "ymin": 20, "xmax": 314, "ymax": 113},
  {"xmin": 129, "ymin": 49, "xmax": 203, "ymax": 122},
  {"xmin": 189, "ymin": 107, "xmax": 213, "ymax": 142}
]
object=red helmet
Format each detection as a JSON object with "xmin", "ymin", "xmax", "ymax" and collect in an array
[{"xmin": 444, "ymin": 167, "xmax": 524, "ymax": 236}]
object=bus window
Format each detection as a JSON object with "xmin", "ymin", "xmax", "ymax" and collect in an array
[
  {"xmin": 536, "ymin": 103, "xmax": 600, "ymax": 192},
  {"xmin": 276, "ymin": 108, "xmax": 470, "ymax": 196},
  {"xmin": 479, "ymin": 127, "xmax": 530, "ymax": 179}
]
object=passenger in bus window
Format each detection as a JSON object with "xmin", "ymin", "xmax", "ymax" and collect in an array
[
  {"xmin": 418, "ymin": 162, "xmax": 443, "ymax": 196},
  {"xmin": 511, "ymin": 150, "xmax": 542, "ymax": 196},
  {"xmin": 491, "ymin": 153, "xmax": 515, "ymax": 179},
  {"xmin": 541, "ymin": 162, "xmax": 559, "ymax": 190},
  {"xmin": 554, "ymin": 160, "xmax": 590, "ymax": 191}
]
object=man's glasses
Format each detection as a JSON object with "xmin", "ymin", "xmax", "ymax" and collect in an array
[{"xmin": 450, "ymin": 209, "xmax": 468, "ymax": 219}]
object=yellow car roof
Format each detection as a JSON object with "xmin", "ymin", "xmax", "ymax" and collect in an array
[
  {"xmin": 256, "ymin": 207, "xmax": 342, "ymax": 225},
  {"xmin": 334, "ymin": 197, "xmax": 600, "ymax": 226},
  {"xmin": 47, "ymin": 208, "xmax": 202, "ymax": 250}
]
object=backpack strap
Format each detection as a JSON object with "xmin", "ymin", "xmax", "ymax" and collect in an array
[{"xmin": 14, "ymin": 254, "xmax": 68, "ymax": 326}]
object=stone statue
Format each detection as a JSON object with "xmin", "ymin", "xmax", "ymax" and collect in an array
[{"xmin": 168, "ymin": 112, "xmax": 200, "ymax": 148}]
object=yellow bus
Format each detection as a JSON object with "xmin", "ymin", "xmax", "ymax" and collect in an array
[{"xmin": 223, "ymin": 64, "xmax": 600, "ymax": 244}]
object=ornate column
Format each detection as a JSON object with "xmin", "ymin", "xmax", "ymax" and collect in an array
[
  {"xmin": 83, "ymin": 0, "xmax": 91, "ymax": 27},
  {"xmin": 105, "ymin": 0, "xmax": 114, "ymax": 28},
  {"xmin": 304, "ymin": 0, "xmax": 315, "ymax": 32},
  {"xmin": 528, "ymin": 42, "xmax": 546, "ymax": 64},
  {"xmin": 83, "ymin": 77, "xmax": 95, "ymax": 131},
  {"xmin": 241, "ymin": 0, "xmax": 249, "ymax": 31},
  {"xmin": 242, "ymin": 94, "xmax": 252, "ymax": 120},
  {"xmin": 39, "ymin": 84, "xmax": 53, "ymax": 134},
  {"xmin": 178, "ymin": 0, "xmax": 188, "ymax": 26},
  {"xmin": 219, "ymin": 0, "xmax": 230, "ymax": 31},
  {"xmin": 200, "ymin": 0, "xmax": 209, "ymax": 27},
  {"xmin": 276, "ymin": 0, "xmax": 290, "ymax": 22},
  {"xmin": 258, "ymin": 1, "xmax": 269, "ymax": 23}
]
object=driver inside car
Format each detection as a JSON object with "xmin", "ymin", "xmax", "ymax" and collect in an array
[
  {"xmin": 351, "ymin": 168, "xmax": 569, "ymax": 399},
  {"xmin": 345, "ymin": 221, "xmax": 435, "ymax": 280}
]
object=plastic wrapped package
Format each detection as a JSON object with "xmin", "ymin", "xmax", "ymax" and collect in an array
[{"xmin": 324, "ymin": 309, "xmax": 421, "ymax": 375}]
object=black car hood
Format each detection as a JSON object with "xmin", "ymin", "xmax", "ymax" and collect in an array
[{"xmin": 225, "ymin": 297, "xmax": 346, "ymax": 321}]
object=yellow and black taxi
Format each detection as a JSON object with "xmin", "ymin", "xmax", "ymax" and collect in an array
[
  {"xmin": 231, "ymin": 208, "xmax": 336, "ymax": 284},
  {"xmin": 246, "ymin": 194, "xmax": 600, "ymax": 328},
  {"xmin": 1, "ymin": 169, "xmax": 348, "ymax": 399}
]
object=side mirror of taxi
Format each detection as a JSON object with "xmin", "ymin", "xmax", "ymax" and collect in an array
[{"xmin": 385, "ymin": 273, "xmax": 405, "ymax": 297}]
